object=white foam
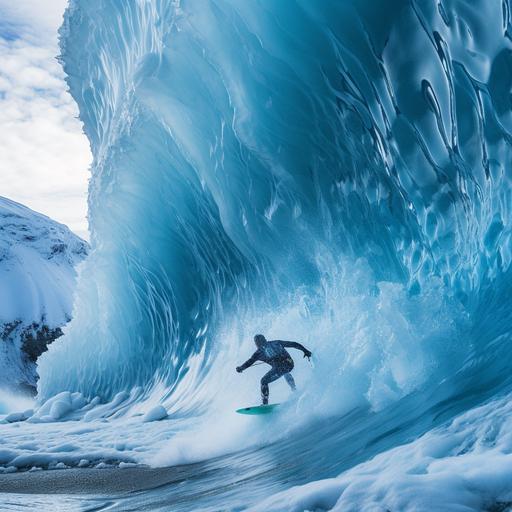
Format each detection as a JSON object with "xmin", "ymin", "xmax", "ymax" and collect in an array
[
  {"xmin": 253, "ymin": 393, "xmax": 512, "ymax": 511},
  {"xmin": 152, "ymin": 260, "xmax": 468, "ymax": 467}
]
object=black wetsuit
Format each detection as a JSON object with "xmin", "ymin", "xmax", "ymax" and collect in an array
[{"xmin": 239, "ymin": 340, "xmax": 310, "ymax": 404}]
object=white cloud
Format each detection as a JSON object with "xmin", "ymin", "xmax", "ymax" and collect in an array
[
  {"xmin": 0, "ymin": 0, "xmax": 68, "ymax": 38},
  {"xmin": 0, "ymin": 1, "xmax": 91, "ymax": 239}
]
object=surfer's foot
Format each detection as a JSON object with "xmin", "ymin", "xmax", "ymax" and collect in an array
[{"xmin": 262, "ymin": 397, "xmax": 268, "ymax": 405}]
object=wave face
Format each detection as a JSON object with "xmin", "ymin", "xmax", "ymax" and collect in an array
[{"xmin": 39, "ymin": 0, "xmax": 512, "ymax": 448}]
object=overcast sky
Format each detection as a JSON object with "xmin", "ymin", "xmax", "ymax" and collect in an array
[{"xmin": 0, "ymin": 0, "xmax": 91, "ymax": 239}]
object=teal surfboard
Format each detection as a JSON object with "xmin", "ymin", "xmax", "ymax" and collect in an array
[{"xmin": 236, "ymin": 403, "xmax": 280, "ymax": 415}]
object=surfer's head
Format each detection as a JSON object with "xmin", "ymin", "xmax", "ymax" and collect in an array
[{"xmin": 254, "ymin": 334, "xmax": 266, "ymax": 348}]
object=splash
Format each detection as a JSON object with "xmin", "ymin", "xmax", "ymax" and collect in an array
[{"xmin": 39, "ymin": 0, "xmax": 512, "ymax": 405}]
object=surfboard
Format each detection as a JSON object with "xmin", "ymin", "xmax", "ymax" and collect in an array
[{"xmin": 236, "ymin": 403, "xmax": 280, "ymax": 415}]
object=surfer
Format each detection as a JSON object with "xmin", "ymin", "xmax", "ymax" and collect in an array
[{"xmin": 236, "ymin": 334, "xmax": 312, "ymax": 405}]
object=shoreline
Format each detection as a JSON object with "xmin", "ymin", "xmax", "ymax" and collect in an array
[{"xmin": 0, "ymin": 465, "xmax": 197, "ymax": 495}]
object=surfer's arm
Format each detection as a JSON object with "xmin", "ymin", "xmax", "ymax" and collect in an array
[
  {"xmin": 279, "ymin": 341, "xmax": 312, "ymax": 358},
  {"xmin": 237, "ymin": 352, "xmax": 259, "ymax": 372}
]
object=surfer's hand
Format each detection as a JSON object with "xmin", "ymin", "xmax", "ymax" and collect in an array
[
  {"xmin": 236, "ymin": 366, "xmax": 243, "ymax": 373},
  {"xmin": 303, "ymin": 350, "xmax": 312, "ymax": 359}
]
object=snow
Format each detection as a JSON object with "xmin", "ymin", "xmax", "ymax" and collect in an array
[
  {"xmin": 3, "ymin": 409, "xmax": 33, "ymax": 423},
  {"xmin": 30, "ymin": 391, "xmax": 88, "ymax": 422},
  {"xmin": 0, "ymin": 384, "xmax": 265, "ymax": 473},
  {"xmin": 119, "ymin": 462, "xmax": 138, "ymax": 469},
  {"xmin": 0, "ymin": 391, "xmax": 182, "ymax": 471},
  {"xmin": 0, "ymin": 196, "xmax": 88, "ymax": 390},
  {"xmin": 0, "ymin": 196, "xmax": 87, "ymax": 324},
  {"xmin": 143, "ymin": 405, "xmax": 168, "ymax": 423}
]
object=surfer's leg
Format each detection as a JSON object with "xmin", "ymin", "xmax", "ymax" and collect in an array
[
  {"xmin": 261, "ymin": 368, "xmax": 281, "ymax": 405},
  {"xmin": 261, "ymin": 382, "xmax": 269, "ymax": 405},
  {"xmin": 284, "ymin": 372, "xmax": 296, "ymax": 391}
]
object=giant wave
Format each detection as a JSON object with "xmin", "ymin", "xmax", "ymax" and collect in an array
[{"xmin": 28, "ymin": 0, "xmax": 512, "ymax": 509}]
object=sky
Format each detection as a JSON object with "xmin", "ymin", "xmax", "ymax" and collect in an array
[{"xmin": 0, "ymin": 0, "xmax": 91, "ymax": 239}]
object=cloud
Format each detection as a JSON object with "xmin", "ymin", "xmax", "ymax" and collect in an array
[
  {"xmin": 0, "ymin": 0, "xmax": 68, "ymax": 38},
  {"xmin": 0, "ymin": 1, "xmax": 91, "ymax": 239}
]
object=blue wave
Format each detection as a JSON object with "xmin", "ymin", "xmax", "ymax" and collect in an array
[{"xmin": 38, "ymin": 0, "xmax": 512, "ymax": 467}]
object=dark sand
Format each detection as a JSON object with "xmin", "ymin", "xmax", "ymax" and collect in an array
[{"xmin": 0, "ymin": 466, "xmax": 195, "ymax": 495}]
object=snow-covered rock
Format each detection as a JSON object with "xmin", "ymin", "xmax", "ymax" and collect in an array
[
  {"xmin": 0, "ymin": 196, "xmax": 88, "ymax": 393},
  {"xmin": 3, "ymin": 409, "xmax": 33, "ymax": 423},
  {"xmin": 142, "ymin": 405, "xmax": 168, "ymax": 423}
]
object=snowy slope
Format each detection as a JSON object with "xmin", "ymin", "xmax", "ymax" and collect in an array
[{"xmin": 0, "ymin": 196, "xmax": 88, "ymax": 392}]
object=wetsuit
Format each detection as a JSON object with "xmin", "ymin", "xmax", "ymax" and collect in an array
[{"xmin": 238, "ymin": 340, "xmax": 311, "ymax": 404}]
